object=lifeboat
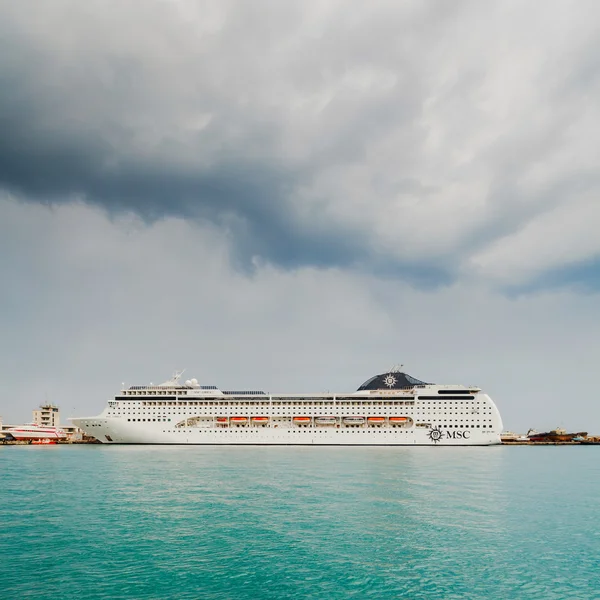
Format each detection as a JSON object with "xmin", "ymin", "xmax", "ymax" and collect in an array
[
  {"xmin": 343, "ymin": 417, "xmax": 365, "ymax": 425},
  {"xmin": 389, "ymin": 417, "xmax": 409, "ymax": 425},
  {"xmin": 315, "ymin": 416, "xmax": 338, "ymax": 426},
  {"xmin": 293, "ymin": 417, "xmax": 311, "ymax": 424},
  {"xmin": 367, "ymin": 417, "xmax": 386, "ymax": 424},
  {"xmin": 251, "ymin": 417, "xmax": 269, "ymax": 424},
  {"xmin": 216, "ymin": 417, "xmax": 228, "ymax": 424},
  {"xmin": 230, "ymin": 417, "xmax": 248, "ymax": 424}
]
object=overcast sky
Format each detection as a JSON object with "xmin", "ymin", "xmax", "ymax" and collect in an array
[{"xmin": 1, "ymin": 0, "xmax": 600, "ymax": 432}]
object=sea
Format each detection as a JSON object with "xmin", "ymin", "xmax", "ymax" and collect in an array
[{"xmin": 1, "ymin": 445, "xmax": 599, "ymax": 600}]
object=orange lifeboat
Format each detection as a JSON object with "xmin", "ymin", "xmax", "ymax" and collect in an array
[
  {"xmin": 389, "ymin": 417, "xmax": 408, "ymax": 424},
  {"xmin": 251, "ymin": 417, "xmax": 269, "ymax": 424},
  {"xmin": 293, "ymin": 417, "xmax": 311, "ymax": 425},
  {"xmin": 230, "ymin": 417, "xmax": 248, "ymax": 424},
  {"xmin": 367, "ymin": 417, "xmax": 386, "ymax": 424},
  {"xmin": 216, "ymin": 417, "xmax": 228, "ymax": 424}
]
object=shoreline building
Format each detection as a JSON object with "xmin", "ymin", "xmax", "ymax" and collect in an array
[
  {"xmin": 33, "ymin": 404, "xmax": 60, "ymax": 428},
  {"xmin": 1, "ymin": 405, "xmax": 83, "ymax": 441}
]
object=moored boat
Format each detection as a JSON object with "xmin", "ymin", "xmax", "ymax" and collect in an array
[
  {"xmin": 5, "ymin": 423, "xmax": 66, "ymax": 440},
  {"xmin": 580, "ymin": 437, "xmax": 600, "ymax": 445},
  {"xmin": 528, "ymin": 428, "xmax": 588, "ymax": 442}
]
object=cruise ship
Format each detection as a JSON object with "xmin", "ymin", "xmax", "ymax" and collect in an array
[{"xmin": 71, "ymin": 367, "xmax": 503, "ymax": 445}]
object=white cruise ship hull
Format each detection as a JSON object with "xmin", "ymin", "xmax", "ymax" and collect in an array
[
  {"xmin": 71, "ymin": 418, "xmax": 501, "ymax": 446},
  {"xmin": 71, "ymin": 369, "xmax": 504, "ymax": 446}
]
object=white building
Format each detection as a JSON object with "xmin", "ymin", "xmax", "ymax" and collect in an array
[{"xmin": 32, "ymin": 404, "xmax": 60, "ymax": 428}]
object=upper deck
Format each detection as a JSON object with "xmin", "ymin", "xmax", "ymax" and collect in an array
[{"xmin": 115, "ymin": 368, "xmax": 481, "ymax": 401}]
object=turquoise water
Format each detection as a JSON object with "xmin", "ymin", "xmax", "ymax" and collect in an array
[{"xmin": 1, "ymin": 446, "xmax": 599, "ymax": 599}]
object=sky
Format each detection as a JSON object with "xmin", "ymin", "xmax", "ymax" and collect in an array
[{"xmin": 1, "ymin": 0, "xmax": 600, "ymax": 432}]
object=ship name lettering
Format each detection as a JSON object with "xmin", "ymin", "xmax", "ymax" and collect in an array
[{"xmin": 444, "ymin": 430, "xmax": 471, "ymax": 439}]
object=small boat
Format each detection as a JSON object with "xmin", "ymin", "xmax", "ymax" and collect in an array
[
  {"xmin": 343, "ymin": 417, "xmax": 365, "ymax": 425},
  {"xmin": 315, "ymin": 416, "xmax": 338, "ymax": 426},
  {"xmin": 215, "ymin": 417, "xmax": 228, "ymax": 424},
  {"xmin": 230, "ymin": 417, "xmax": 248, "ymax": 424},
  {"xmin": 293, "ymin": 417, "xmax": 311, "ymax": 424},
  {"xmin": 367, "ymin": 417, "xmax": 386, "ymax": 424},
  {"xmin": 528, "ymin": 427, "xmax": 588, "ymax": 442},
  {"xmin": 251, "ymin": 417, "xmax": 269, "ymax": 423},
  {"xmin": 389, "ymin": 417, "xmax": 408, "ymax": 424}
]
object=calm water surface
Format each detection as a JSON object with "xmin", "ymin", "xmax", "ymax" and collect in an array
[{"xmin": 1, "ymin": 445, "xmax": 599, "ymax": 599}]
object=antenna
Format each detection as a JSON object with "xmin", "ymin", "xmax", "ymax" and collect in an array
[
  {"xmin": 172, "ymin": 369, "xmax": 185, "ymax": 383},
  {"xmin": 157, "ymin": 370, "xmax": 187, "ymax": 388},
  {"xmin": 389, "ymin": 364, "xmax": 404, "ymax": 373}
]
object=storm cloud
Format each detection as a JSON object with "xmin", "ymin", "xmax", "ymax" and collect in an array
[{"xmin": 2, "ymin": 0, "xmax": 600, "ymax": 287}]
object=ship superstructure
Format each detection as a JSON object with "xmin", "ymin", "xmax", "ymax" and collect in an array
[{"xmin": 71, "ymin": 367, "xmax": 503, "ymax": 445}]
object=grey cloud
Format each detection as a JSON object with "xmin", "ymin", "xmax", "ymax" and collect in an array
[
  {"xmin": 0, "ymin": 0, "xmax": 464, "ymax": 284},
  {"xmin": 506, "ymin": 257, "xmax": 600, "ymax": 296},
  {"xmin": 2, "ymin": 0, "xmax": 600, "ymax": 289}
]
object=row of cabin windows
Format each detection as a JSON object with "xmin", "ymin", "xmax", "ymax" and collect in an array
[
  {"xmin": 113, "ymin": 410, "xmax": 491, "ymax": 420},
  {"xmin": 124, "ymin": 390, "xmax": 187, "ymax": 395},
  {"xmin": 112, "ymin": 410, "xmax": 490, "ymax": 416},
  {"xmin": 115, "ymin": 403, "xmax": 482, "ymax": 410},
  {"xmin": 164, "ymin": 429, "xmax": 414, "ymax": 433},
  {"xmin": 125, "ymin": 416, "xmax": 491, "ymax": 425},
  {"xmin": 116, "ymin": 412, "xmax": 489, "ymax": 420},
  {"xmin": 161, "ymin": 425, "xmax": 493, "ymax": 433},
  {"xmin": 112, "ymin": 411, "xmax": 491, "ymax": 418},
  {"xmin": 130, "ymin": 400, "xmax": 419, "ymax": 407},
  {"xmin": 119, "ymin": 399, "xmax": 486, "ymax": 407},
  {"xmin": 119, "ymin": 417, "xmax": 490, "ymax": 424}
]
